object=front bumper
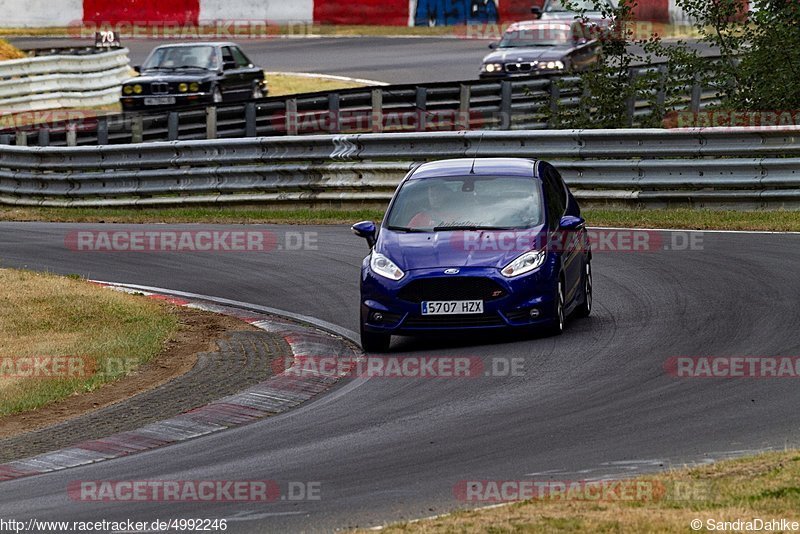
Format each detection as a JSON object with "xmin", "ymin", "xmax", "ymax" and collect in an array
[
  {"xmin": 120, "ymin": 92, "xmax": 213, "ymax": 111},
  {"xmin": 360, "ymin": 264, "xmax": 559, "ymax": 335},
  {"xmin": 480, "ymin": 68, "xmax": 566, "ymax": 79}
]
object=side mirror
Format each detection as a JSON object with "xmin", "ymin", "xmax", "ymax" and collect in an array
[
  {"xmin": 223, "ymin": 60, "xmax": 237, "ymax": 70},
  {"xmin": 559, "ymin": 215, "xmax": 585, "ymax": 230},
  {"xmin": 133, "ymin": 65, "xmax": 141, "ymax": 74},
  {"xmin": 488, "ymin": 42, "xmax": 498, "ymax": 49},
  {"xmin": 531, "ymin": 6, "xmax": 543, "ymax": 18},
  {"xmin": 352, "ymin": 221, "xmax": 377, "ymax": 248}
]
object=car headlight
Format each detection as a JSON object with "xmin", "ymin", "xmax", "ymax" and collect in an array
[
  {"xmin": 189, "ymin": 82, "xmax": 200, "ymax": 92},
  {"xmin": 178, "ymin": 83, "xmax": 188, "ymax": 92},
  {"xmin": 541, "ymin": 61, "xmax": 565, "ymax": 70},
  {"xmin": 133, "ymin": 84, "xmax": 143, "ymax": 94},
  {"xmin": 370, "ymin": 252, "xmax": 405, "ymax": 281},
  {"xmin": 501, "ymin": 250, "xmax": 546, "ymax": 278},
  {"xmin": 482, "ymin": 63, "xmax": 503, "ymax": 73},
  {"xmin": 123, "ymin": 85, "xmax": 133, "ymax": 95}
]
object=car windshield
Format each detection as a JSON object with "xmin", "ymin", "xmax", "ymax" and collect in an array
[
  {"xmin": 142, "ymin": 46, "xmax": 218, "ymax": 70},
  {"xmin": 545, "ymin": 0, "xmax": 606, "ymax": 12},
  {"xmin": 384, "ymin": 176, "xmax": 544, "ymax": 232},
  {"xmin": 499, "ymin": 25, "xmax": 572, "ymax": 47}
]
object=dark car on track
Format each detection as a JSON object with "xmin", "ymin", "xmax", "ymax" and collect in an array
[
  {"xmin": 352, "ymin": 158, "xmax": 592, "ymax": 352},
  {"xmin": 120, "ymin": 42, "xmax": 267, "ymax": 111},
  {"xmin": 480, "ymin": 20, "xmax": 602, "ymax": 78}
]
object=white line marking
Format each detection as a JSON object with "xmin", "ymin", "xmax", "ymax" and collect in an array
[
  {"xmin": 593, "ymin": 226, "xmax": 800, "ymax": 235},
  {"xmin": 264, "ymin": 71, "xmax": 389, "ymax": 86}
]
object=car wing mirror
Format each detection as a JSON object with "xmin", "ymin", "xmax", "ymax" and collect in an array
[
  {"xmin": 488, "ymin": 42, "xmax": 498, "ymax": 49},
  {"xmin": 132, "ymin": 65, "xmax": 141, "ymax": 74},
  {"xmin": 352, "ymin": 221, "xmax": 377, "ymax": 248},
  {"xmin": 531, "ymin": 6, "xmax": 543, "ymax": 18},
  {"xmin": 559, "ymin": 215, "xmax": 585, "ymax": 230}
]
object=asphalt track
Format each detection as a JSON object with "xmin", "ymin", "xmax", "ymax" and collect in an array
[
  {"xmin": 0, "ymin": 222, "xmax": 799, "ymax": 532},
  {"xmin": 9, "ymin": 37, "xmax": 718, "ymax": 84}
]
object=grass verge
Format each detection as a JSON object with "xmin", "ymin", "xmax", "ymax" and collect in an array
[
  {"xmin": 0, "ymin": 269, "xmax": 176, "ymax": 416},
  {"xmin": 366, "ymin": 449, "xmax": 800, "ymax": 533},
  {"xmin": 0, "ymin": 38, "xmax": 25, "ymax": 60},
  {"xmin": 265, "ymin": 73, "xmax": 370, "ymax": 97},
  {"xmin": 1, "ymin": 206, "xmax": 799, "ymax": 231}
]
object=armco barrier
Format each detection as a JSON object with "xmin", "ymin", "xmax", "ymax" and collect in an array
[
  {"xmin": 1, "ymin": 61, "xmax": 720, "ymax": 147},
  {"xmin": 0, "ymin": 48, "xmax": 130, "ymax": 114},
  {"xmin": 1, "ymin": 127, "xmax": 799, "ymax": 209}
]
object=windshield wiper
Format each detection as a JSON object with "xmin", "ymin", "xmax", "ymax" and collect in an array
[
  {"xmin": 386, "ymin": 226, "xmax": 429, "ymax": 233},
  {"xmin": 433, "ymin": 225, "xmax": 524, "ymax": 231}
]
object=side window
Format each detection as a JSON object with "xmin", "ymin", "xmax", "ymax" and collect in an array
[
  {"xmin": 542, "ymin": 164, "xmax": 567, "ymax": 218},
  {"xmin": 230, "ymin": 47, "xmax": 251, "ymax": 68},
  {"xmin": 221, "ymin": 47, "xmax": 236, "ymax": 68},
  {"xmin": 539, "ymin": 162, "xmax": 567, "ymax": 229},
  {"xmin": 539, "ymin": 178, "xmax": 560, "ymax": 229}
]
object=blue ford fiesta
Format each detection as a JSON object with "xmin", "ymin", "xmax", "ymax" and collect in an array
[{"xmin": 352, "ymin": 158, "xmax": 592, "ymax": 352}]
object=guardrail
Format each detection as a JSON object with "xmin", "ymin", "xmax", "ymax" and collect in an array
[
  {"xmin": 0, "ymin": 48, "xmax": 130, "ymax": 114},
  {"xmin": 2, "ymin": 127, "xmax": 798, "ymax": 209},
  {"xmin": 0, "ymin": 60, "xmax": 720, "ymax": 147}
]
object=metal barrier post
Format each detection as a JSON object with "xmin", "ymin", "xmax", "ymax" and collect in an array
[
  {"xmin": 206, "ymin": 107, "xmax": 217, "ymax": 139},
  {"xmin": 38, "ymin": 129, "xmax": 50, "ymax": 147},
  {"xmin": 328, "ymin": 93, "xmax": 340, "ymax": 134},
  {"xmin": 131, "ymin": 116, "xmax": 143, "ymax": 144},
  {"xmin": 415, "ymin": 87, "xmax": 427, "ymax": 131},
  {"xmin": 371, "ymin": 89, "xmax": 383, "ymax": 133},
  {"xmin": 286, "ymin": 99, "xmax": 298, "ymax": 135},
  {"xmin": 15, "ymin": 131, "xmax": 27, "ymax": 146},
  {"xmin": 245, "ymin": 102, "xmax": 257, "ymax": 137},
  {"xmin": 500, "ymin": 80, "xmax": 512, "ymax": 130},
  {"xmin": 548, "ymin": 81, "xmax": 560, "ymax": 128},
  {"xmin": 459, "ymin": 84, "xmax": 471, "ymax": 130},
  {"xmin": 168, "ymin": 112, "xmax": 179, "ymax": 141},
  {"xmin": 97, "ymin": 117, "xmax": 109, "ymax": 145},
  {"xmin": 66, "ymin": 124, "xmax": 78, "ymax": 146}
]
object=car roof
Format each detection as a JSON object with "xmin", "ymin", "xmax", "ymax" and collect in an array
[
  {"xmin": 410, "ymin": 158, "xmax": 538, "ymax": 180},
  {"xmin": 508, "ymin": 20, "xmax": 574, "ymax": 30},
  {"xmin": 151, "ymin": 42, "xmax": 239, "ymax": 49}
]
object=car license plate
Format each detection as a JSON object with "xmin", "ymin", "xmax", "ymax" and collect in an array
[
  {"xmin": 421, "ymin": 300, "xmax": 484, "ymax": 315},
  {"xmin": 144, "ymin": 97, "xmax": 176, "ymax": 105}
]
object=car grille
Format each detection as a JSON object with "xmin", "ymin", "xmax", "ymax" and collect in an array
[
  {"xmin": 505, "ymin": 62, "xmax": 534, "ymax": 73},
  {"xmin": 397, "ymin": 277, "xmax": 506, "ymax": 303},
  {"xmin": 150, "ymin": 82, "xmax": 170, "ymax": 95},
  {"xmin": 403, "ymin": 313, "xmax": 505, "ymax": 328}
]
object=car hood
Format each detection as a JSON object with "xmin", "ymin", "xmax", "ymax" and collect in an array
[
  {"xmin": 128, "ymin": 71, "xmax": 217, "ymax": 84},
  {"xmin": 376, "ymin": 226, "xmax": 547, "ymax": 271},
  {"xmin": 483, "ymin": 46, "xmax": 571, "ymax": 63}
]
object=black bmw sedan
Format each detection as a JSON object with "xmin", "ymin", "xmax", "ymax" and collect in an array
[
  {"xmin": 120, "ymin": 42, "xmax": 267, "ymax": 111},
  {"xmin": 479, "ymin": 21, "xmax": 601, "ymax": 78}
]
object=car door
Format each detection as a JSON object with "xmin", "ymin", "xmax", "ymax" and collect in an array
[
  {"xmin": 230, "ymin": 45, "xmax": 263, "ymax": 98},
  {"xmin": 543, "ymin": 165, "xmax": 581, "ymax": 303},
  {"xmin": 220, "ymin": 46, "xmax": 247, "ymax": 100}
]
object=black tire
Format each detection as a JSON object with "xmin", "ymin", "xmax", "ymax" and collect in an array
[
  {"xmin": 360, "ymin": 326, "xmax": 391, "ymax": 353},
  {"xmin": 575, "ymin": 259, "xmax": 592, "ymax": 318},
  {"xmin": 547, "ymin": 277, "xmax": 566, "ymax": 336}
]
